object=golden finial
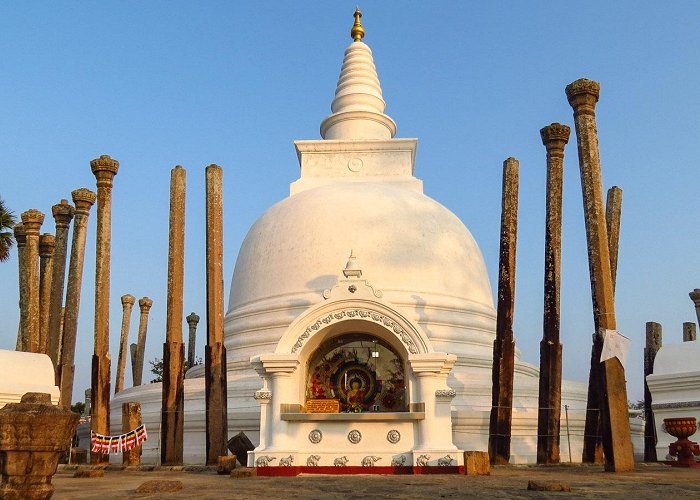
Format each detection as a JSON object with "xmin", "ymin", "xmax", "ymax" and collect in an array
[{"xmin": 351, "ymin": 7, "xmax": 365, "ymax": 42}]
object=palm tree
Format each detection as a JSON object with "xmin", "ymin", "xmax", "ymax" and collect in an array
[{"xmin": 0, "ymin": 197, "xmax": 17, "ymax": 262}]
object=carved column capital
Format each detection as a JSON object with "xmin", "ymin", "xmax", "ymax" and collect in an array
[
  {"xmin": 13, "ymin": 223, "xmax": 26, "ymax": 247},
  {"xmin": 138, "ymin": 296, "xmax": 153, "ymax": 312},
  {"xmin": 71, "ymin": 188, "xmax": 97, "ymax": 215},
  {"xmin": 51, "ymin": 199, "xmax": 75, "ymax": 228},
  {"xmin": 90, "ymin": 154, "xmax": 119, "ymax": 187},
  {"xmin": 565, "ymin": 78, "xmax": 600, "ymax": 116},
  {"xmin": 186, "ymin": 312, "xmax": 200, "ymax": 326},
  {"xmin": 540, "ymin": 122, "xmax": 571, "ymax": 153},
  {"xmin": 39, "ymin": 233, "xmax": 55, "ymax": 257},
  {"xmin": 20, "ymin": 209, "xmax": 45, "ymax": 235},
  {"xmin": 689, "ymin": 289, "xmax": 700, "ymax": 306},
  {"xmin": 121, "ymin": 294, "xmax": 136, "ymax": 307}
]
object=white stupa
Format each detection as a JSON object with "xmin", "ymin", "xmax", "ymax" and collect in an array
[{"xmin": 112, "ymin": 9, "xmax": 643, "ymax": 469}]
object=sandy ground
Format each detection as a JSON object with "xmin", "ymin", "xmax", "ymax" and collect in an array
[{"xmin": 51, "ymin": 463, "xmax": 700, "ymax": 499}]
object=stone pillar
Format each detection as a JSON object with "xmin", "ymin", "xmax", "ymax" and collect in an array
[
  {"xmin": 205, "ymin": 164, "xmax": 228, "ymax": 465},
  {"xmin": 47, "ymin": 199, "xmax": 75, "ymax": 367},
  {"xmin": 13, "ymin": 223, "xmax": 27, "ymax": 351},
  {"xmin": 115, "ymin": 295, "xmax": 136, "ymax": 394},
  {"xmin": 90, "ymin": 154, "xmax": 119, "ymax": 465},
  {"xmin": 690, "ymin": 289, "xmax": 700, "ymax": 327},
  {"xmin": 21, "ymin": 209, "xmax": 45, "ymax": 354},
  {"xmin": 58, "ymin": 188, "xmax": 96, "ymax": 407},
  {"xmin": 133, "ymin": 297, "xmax": 153, "ymax": 386},
  {"xmin": 186, "ymin": 312, "xmax": 200, "ymax": 369},
  {"xmin": 488, "ymin": 157, "xmax": 518, "ymax": 465},
  {"xmin": 130, "ymin": 343, "xmax": 138, "ymax": 384},
  {"xmin": 643, "ymin": 322, "xmax": 662, "ymax": 462},
  {"xmin": 84, "ymin": 389, "xmax": 92, "ymax": 417},
  {"xmin": 38, "ymin": 233, "xmax": 55, "ymax": 355},
  {"xmin": 566, "ymin": 78, "xmax": 634, "ymax": 472},
  {"xmin": 122, "ymin": 402, "xmax": 142, "ymax": 466},
  {"xmin": 161, "ymin": 165, "xmax": 186, "ymax": 465},
  {"xmin": 605, "ymin": 187, "xmax": 622, "ymax": 293},
  {"xmin": 683, "ymin": 322, "xmax": 697, "ymax": 342},
  {"xmin": 537, "ymin": 123, "xmax": 570, "ymax": 465}
]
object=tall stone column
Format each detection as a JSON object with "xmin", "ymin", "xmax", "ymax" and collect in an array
[
  {"xmin": 690, "ymin": 289, "xmax": 700, "ymax": 327},
  {"xmin": 683, "ymin": 322, "xmax": 697, "ymax": 342},
  {"xmin": 13, "ymin": 223, "xmax": 27, "ymax": 351},
  {"xmin": 115, "ymin": 294, "xmax": 136, "ymax": 393},
  {"xmin": 566, "ymin": 78, "xmax": 634, "ymax": 472},
  {"xmin": 605, "ymin": 187, "xmax": 622, "ymax": 293},
  {"xmin": 21, "ymin": 209, "xmax": 45, "ymax": 354},
  {"xmin": 186, "ymin": 312, "xmax": 200, "ymax": 369},
  {"xmin": 488, "ymin": 157, "xmax": 519, "ymax": 465},
  {"xmin": 537, "ymin": 123, "xmax": 570, "ymax": 464},
  {"xmin": 643, "ymin": 322, "xmax": 662, "ymax": 462},
  {"xmin": 47, "ymin": 200, "xmax": 75, "ymax": 366},
  {"xmin": 161, "ymin": 166, "xmax": 186, "ymax": 465},
  {"xmin": 130, "ymin": 343, "xmax": 138, "ymax": 384},
  {"xmin": 90, "ymin": 154, "xmax": 119, "ymax": 465},
  {"xmin": 58, "ymin": 188, "xmax": 96, "ymax": 407},
  {"xmin": 133, "ymin": 297, "xmax": 153, "ymax": 386},
  {"xmin": 38, "ymin": 233, "xmax": 55, "ymax": 355},
  {"xmin": 205, "ymin": 164, "xmax": 228, "ymax": 465}
]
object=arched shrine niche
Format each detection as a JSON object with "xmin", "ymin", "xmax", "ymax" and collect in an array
[{"xmin": 306, "ymin": 332, "xmax": 407, "ymax": 412}]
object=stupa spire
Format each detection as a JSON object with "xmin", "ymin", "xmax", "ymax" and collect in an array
[
  {"xmin": 351, "ymin": 7, "xmax": 365, "ymax": 42},
  {"xmin": 320, "ymin": 9, "xmax": 397, "ymax": 140}
]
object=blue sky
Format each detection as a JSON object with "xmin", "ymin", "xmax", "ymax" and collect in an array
[{"xmin": 1, "ymin": 2, "xmax": 699, "ymax": 404}]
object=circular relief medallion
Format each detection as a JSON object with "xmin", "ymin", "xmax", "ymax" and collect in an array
[
  {"xmin": 387, "ymin": 429, "xmax": 401, "ymax": 444},
  {"xmin": 347, "ymin": 429, "xmax": 362, "ymax": 444},
  {"xmin": 308, "ymin": 429, "xmax": 323, "ymax": 444},
  {"xmin": 347, "ymin": 158, "xmax": 364, "ymax": 172}
]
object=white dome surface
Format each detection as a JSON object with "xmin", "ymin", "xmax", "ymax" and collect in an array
[
  {"xmin": 224, "ymin": 180, "xmax": 497, "ymax": 360},
  {"xmin": 229, "ymin": 182, "xmax": 492, "ymax": 311}
]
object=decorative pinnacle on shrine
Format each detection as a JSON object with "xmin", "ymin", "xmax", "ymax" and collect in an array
[{"xmin": 351, "ymin": 7, "xmax": 365, "ymax": 42}]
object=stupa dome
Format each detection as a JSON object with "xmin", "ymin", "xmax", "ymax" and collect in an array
[{"xmin": 226, "ymin": 182, "xmax": 496, "ymax": 357}]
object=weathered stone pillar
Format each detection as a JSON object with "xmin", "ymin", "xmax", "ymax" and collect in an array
[
  {"xmin": 605, "ymin": 187, "xmax": 622, "ymax": 293},
  {"xmin": 13, "ymin": 223, "xmax": 27, "ymax": 351},
  {"xmin": 133, "ymin": 297, "xmax": 153, "ymax": 386},
  {"xmin": 21, "ymin": 209, "xmax": 45, "ymax": 354},
  {"xmin": 47, "ymin": 199, "xmax": 75, "ymax": 367},
  {"xmin": 644, "ymin": 322, "xmax": 662, "ymax": 462},
  {"xmin": 38, "ymin": 233, "xmax": 55, "ymax": 355},
  {"xmin": 488, "ymin": 157, "xmax": 518, "ymax": 466},
  {"xmin": 122, "ymin": 402, "xmax": 142, "ymax": 466},
  {"xmin": 84, "ymin": 389, "xmax": 92, "ymax": 417},
  {"xmin": 58, "ymin": 188, "xmax": 96, "ymax": 407},
  {"xmin": 683, "ymin": 322, "xmax": 697, "ymax": 342},
  {"xmin": 115, "ymin": 294, "xmax": 136, "ymax": 394},
  {"xmin": 186, "ymin": 312, "xmax": 200, "ymax": 369},
  {"xmin": 130, "ymin": 343, "xmax": 138, "ymax": 385},
  {"xmin": 205, "ymin": 164, "xmax": 228, "ymax": 465},
  {"xmin": 537, "ymin": 123, "xmax": 570, "ymax": 465},
  {"xmin": 0, "ymin": 392, "xmax": 79, "ymax": 499},
  {"xmin": 161, "ymin": 165, "xmax": 186, "ymax": 465},
  {"xmin": 690, "ymin": 289, "xmax": 700, "ymax": 328},
  {"xmin": 90, "ymin": 154, "xmax": 119, "ymax": 465},
  {"xmin": 567, "ymin": 78, "xmax": 634, "ymax": 472}
]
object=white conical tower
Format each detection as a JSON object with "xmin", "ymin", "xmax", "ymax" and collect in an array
[{"xmin": 320, "ymin": 8, "xmax": 397, "ymax": 140}]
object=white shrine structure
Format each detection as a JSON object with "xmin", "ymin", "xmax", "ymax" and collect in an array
[{"xmin": 112, "ymin": 11, "xmax": 644, "ymax": 471}]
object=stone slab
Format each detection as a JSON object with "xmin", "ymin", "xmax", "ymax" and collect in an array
[
  {"xmin": 463, "ymin": 451, "xmax": 490, "ymax": 476},
  {"xmin": 527, "ymin": 480, "xmax": 572, "ymax": 492},
  {"xmin": 135, "ymin": 480, "xmax": 184, "ymax": 493}
]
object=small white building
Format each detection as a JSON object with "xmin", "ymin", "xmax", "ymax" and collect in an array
[
  {"xmin": 112, "ymin": 13, "xmax": 648, "ymax": 471},
  {"xmin": 647, "ymin": 340, "xmax": 700, "ymax": 459}
]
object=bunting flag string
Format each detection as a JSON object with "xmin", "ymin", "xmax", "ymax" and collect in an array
[{"xmin": 90, "ymin": 424, "xmax": 148, "ymax": 454}]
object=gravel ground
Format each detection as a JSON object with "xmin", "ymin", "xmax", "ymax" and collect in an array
[{"xmin": 51, "ymin": 463, "xmax": 700, "ymax": 499}]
